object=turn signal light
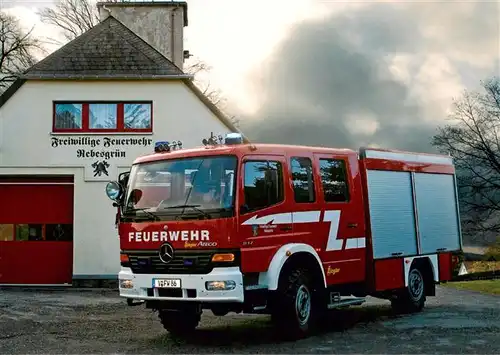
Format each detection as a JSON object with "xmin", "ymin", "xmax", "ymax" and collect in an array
[
  {"xmin": 211, "ymin": 253, "xmax": 235, "ymax": 262},
  {"xmin": 120, "ymin": 253, "xmax": 130, "ymax": 267}
]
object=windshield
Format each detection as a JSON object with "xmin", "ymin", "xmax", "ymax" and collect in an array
[{"xmin": 123, "ymin": 155, "xmax": 237, "ymax": 219}]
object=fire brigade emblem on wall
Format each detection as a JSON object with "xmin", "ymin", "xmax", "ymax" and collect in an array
[{"xmin": 92, "ymin": 160, "xmax": 110, "ymax": 177}]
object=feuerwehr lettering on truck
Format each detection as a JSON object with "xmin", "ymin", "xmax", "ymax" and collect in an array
[{"xmin": 128, "ymin": 230, "xmax": 210, "ymax": 243}]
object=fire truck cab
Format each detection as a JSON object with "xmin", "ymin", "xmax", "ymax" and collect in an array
[{"xmin": 106, "ymin": 133, "xmax": 463, "ymax": 339}]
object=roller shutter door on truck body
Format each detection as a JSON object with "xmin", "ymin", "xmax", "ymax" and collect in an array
[
  {"xmin": 366, "ymin": 170, "xmax": 418, "ymax": 259},
  {"xmin": 366, "ymin": 170, "xmax": 461, "ymax": 259},
  {"xmin": 0, "ymin": 177, "xmax": 74, "ymax": 285},
  {"xmin": 413, "ymin": 173, "xmax": 461, "ymax": 254}
]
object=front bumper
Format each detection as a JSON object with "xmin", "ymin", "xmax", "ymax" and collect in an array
[{"xmin": 118, "ymin": 266, "xmax": 244, "ymax": 303}]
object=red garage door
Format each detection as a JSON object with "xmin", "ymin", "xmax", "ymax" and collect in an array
[{"xmin": 0, "ymin": 175, "xmax": 74, "ymax": 285}]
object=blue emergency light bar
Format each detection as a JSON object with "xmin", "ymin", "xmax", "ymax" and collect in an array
[{"xmin": 225, "ymin": 132, "xmax": 244, "ymax": 145}]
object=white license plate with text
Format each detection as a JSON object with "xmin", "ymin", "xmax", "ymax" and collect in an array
[{"xmin": 153, "ymin": 278, "xmax": 181, "ymax": 288}]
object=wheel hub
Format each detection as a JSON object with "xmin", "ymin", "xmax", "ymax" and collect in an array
[
  {"xmin": 295, "ymin": 284, "xmax": 311, "ymax": 326},
  {"xmin": 409, "ymin": 270, "xmax": 424, "ymax": 300}
]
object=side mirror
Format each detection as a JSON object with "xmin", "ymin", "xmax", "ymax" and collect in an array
[{"xmin": 105, "ymin": 181, "xmax": 123, "ymax": 201}]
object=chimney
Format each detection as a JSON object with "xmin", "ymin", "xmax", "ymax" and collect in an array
[{"xmin": 96, "ymin": 1, "xmax": 188, "ymax": 70}]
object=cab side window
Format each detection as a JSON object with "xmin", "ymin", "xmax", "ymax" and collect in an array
[
  {"xmin": 319, "ymin": 158, "xmax": 350, "ymax": 202},
  {"xmin": 291, "ymin": 157, "xmax": 315, "ymax": 203},
  {"xmin": 243, "ymin": 160, "xmax": 284, "ymax": 213}
]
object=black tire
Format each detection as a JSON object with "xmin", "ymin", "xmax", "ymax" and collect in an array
[
  {"xmin": 271, "ymin": 267, "xmax": 318, "ymax": 339},
  {"xmin": 391, "ymin": 266, "xmax": 426, "ymax": 314},
  {"xmin": 158, "ymin": 309, "xmax": 201, "ymax": 336}
]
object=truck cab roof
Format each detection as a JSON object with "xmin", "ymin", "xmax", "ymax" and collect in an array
[{"xmin": 133, "ymin": 143, "xmax": 357, "ymax": 165}]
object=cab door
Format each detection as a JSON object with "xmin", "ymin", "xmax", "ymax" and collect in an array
[
  {"xmin": 237, "ymin": 154, "xmax": 295, "ymax": 273},
  {"xmin": 312, "ymin": 152, "xmax": 366, "ymax": 285}
]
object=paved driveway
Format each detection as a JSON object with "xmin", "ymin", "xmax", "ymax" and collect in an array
[{"xmin": 0, "ymin": 286, "xmax": 499, "ymax": 354}]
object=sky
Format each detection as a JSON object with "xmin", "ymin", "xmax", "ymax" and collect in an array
[{"xmin": 1, "ymin": 0, "xmax": 499, "ymax": 153}]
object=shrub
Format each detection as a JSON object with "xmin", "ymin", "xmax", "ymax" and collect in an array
[{"xmin": 484, "ymin": 237, "xmax": 500, "ymax": 261}]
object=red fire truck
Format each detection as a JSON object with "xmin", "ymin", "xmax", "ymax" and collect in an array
[{"xmin": 105, "ymin": 133, "xmax": 463, "ymax": 339}]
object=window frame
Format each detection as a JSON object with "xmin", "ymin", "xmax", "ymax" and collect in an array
[
  {"xmin": 290, "ymin": 156, "xmax": 316, "ymax": 204},
  {"xmin": 241, "ymin": 159, "xmax": 285, "ymax": 214},
  {"xmin": 318, "ymin": 158, "xmax": 351, "ymax": 203},
  {"xmin": 0, "ymin": 223, "xmax": 73, "ymax": 242},
  {"xmin": 52, "ymin": 100, "xmax": 153, "ymax": 133}
]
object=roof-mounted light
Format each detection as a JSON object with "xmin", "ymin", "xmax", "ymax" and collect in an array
[
  {"xmin": 202, "ymin": 133, "xmax": 224, "ymax": 146},
  {"xmin": 154, "ymin": 140, "xmax": 182, "ymax": 153},
  {"xmin": 225, "ymin": 132, "xmax": 244, "ymax": 145}
]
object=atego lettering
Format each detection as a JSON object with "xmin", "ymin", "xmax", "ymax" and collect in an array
[{"xmin": 129, "ymin": 230, "xmax": 210, "ymax": 242}]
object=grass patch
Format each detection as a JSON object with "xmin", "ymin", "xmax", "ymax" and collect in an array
[
  {"xmin": 444, "ymin": 279, "xmax": 500, "ymax": 295},
  {"xmin": 464, "ymin": 261, "xmax": 500, "ymax": 273}
]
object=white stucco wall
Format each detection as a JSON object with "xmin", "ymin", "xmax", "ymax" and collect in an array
[{"xmin": 0, "ymin": 80, "xmax": 232, "ymax": 278}]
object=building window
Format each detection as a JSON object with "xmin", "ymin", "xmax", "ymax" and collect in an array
[
  {"xmin": 291, "ymin": 157, "xmax": 316, "ymax": 203},
  {"xmin": 124, "ymin": 103, "xmax": 153, "ymax": 129},
  {"xmin": 89, "ymin": 103, "xmax": 118, "ymax": 129},
  {"xmin": 0, "ymin": 223, "xmax": 73, "ymax": 242},
  {"xmin": 53, "ymin": 101, "xmax": 152, "ymax": 133},
  {"xmin": 54, "ymin": 103, "xmax": 83, "ymax": 129},
  {"xmin": 0, "ymin": 224, "xmax": 14, "ymax": 241},
  {"xmin": 319, "ymin": 158, "xmax": 350, "ymax": 202},
  {"xmin": 243, "ymin": 160, "xmax": 284, "ymax": 213}
]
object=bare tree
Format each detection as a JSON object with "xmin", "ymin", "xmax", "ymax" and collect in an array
[
  {"xmin": 0, "ymin": 12, "xmax": 43, "ymax": 91},
  {"xmin": 432, "ymin": 77, "xmax": 500, "ymax": 245},
  {"xmin": 184, "ymin": 58, "xmax": 239, "ymax": 127},
  {"xmin": 37, "ymin": 0, "xmax": 117, "ymax": 44},
  {"xmin": 37, "ymin": 0, "xmax": 237, "ymax": 125}
]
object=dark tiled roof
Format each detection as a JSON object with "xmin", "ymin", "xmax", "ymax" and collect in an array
[{"xmin": 23, "ymin": 16, "xmax": 185, "ymax": 79}]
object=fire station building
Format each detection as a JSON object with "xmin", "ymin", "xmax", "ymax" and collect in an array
[{"xmin": 0, "ymin": 1, "xmax": 238, "ymax": 286}]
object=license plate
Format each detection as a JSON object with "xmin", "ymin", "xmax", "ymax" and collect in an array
[{"xmin": 153, "ymin": 278, "xmax": 181, "ymax": 288}]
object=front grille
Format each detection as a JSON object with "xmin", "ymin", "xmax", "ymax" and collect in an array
[{"xmin": 125, "ymin": 249, "xmax": 239, "ymax": 274}]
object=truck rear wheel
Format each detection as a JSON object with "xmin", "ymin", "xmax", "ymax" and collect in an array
[
  {"xmin": 271, "ymin": 267, "xmax": 318, "ymax": 339},
  {"xmin": 158, "ymin": 309, "xmax": 201, "ymax": 335},
  {"xmin": 391, "ymin": 266, "xmax": 426, "ymax": 314}
]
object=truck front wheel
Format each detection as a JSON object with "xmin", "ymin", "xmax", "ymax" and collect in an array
[
  {"xmin": 271, "ymin": 267, "xmax": 318, "ymax": 339},
  {"xmin": 158, "ymin": 309, "xmax": 201, "ymax": 335},
  {"xmin": 391, "ymin": 266, "xmax": 426, "ymax": 314}
]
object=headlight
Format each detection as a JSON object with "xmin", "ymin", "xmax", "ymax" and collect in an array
[
  {"xmin": 205, "ymin": 280, "xmax": 236, "ymax": 291},
  {"xmin": 105, "ymin": 181, "xmax": 122, "ymax": 201},
  {"xmin": 120, "ymin": 279, "xmax": 134, "ymax": 289}
]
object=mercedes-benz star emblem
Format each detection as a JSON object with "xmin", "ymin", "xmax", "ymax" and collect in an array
[{"xmin": 159, "ymin": 243, "xmax": 174, "ymax": 264}]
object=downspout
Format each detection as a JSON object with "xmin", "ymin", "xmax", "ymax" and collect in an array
[{"xmin": 171, "ymin": 7, "xmax": 179, "ymax": 68}]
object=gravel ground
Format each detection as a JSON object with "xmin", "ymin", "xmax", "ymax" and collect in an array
[{"xmin": 1, "ymin": 286, "xmax": 499, "ymax": 354}]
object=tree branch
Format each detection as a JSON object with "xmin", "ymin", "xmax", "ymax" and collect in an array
[
  {"xmin": 432, "ymin": 76, "xmax": 500, "ymax": 244},
  {"xmin": 0, "ymin": 13, "xmax": 42, "ymax": 91}
]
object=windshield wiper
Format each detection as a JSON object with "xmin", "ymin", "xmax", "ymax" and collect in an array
[
  {"xmin": 162, "ymin": 204, "xmax": 210, "ymax": 219},
  {"xmin": 123, "ymin": 208, "xmax": 160, "ymax": 221}
]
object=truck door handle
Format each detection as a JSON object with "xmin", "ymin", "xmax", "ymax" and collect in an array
[
  {"xmin": 347, "ymin": 223, "xmax": 358, "ymax": 228},
  {"xmin": 280, "ymin": 225, "xmax": 292, "ymax": 231}
]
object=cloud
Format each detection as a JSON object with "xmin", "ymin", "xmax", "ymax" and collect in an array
[{"xmin": 240, "ymin": 0, "xmax": 499, "ymax": 153}]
